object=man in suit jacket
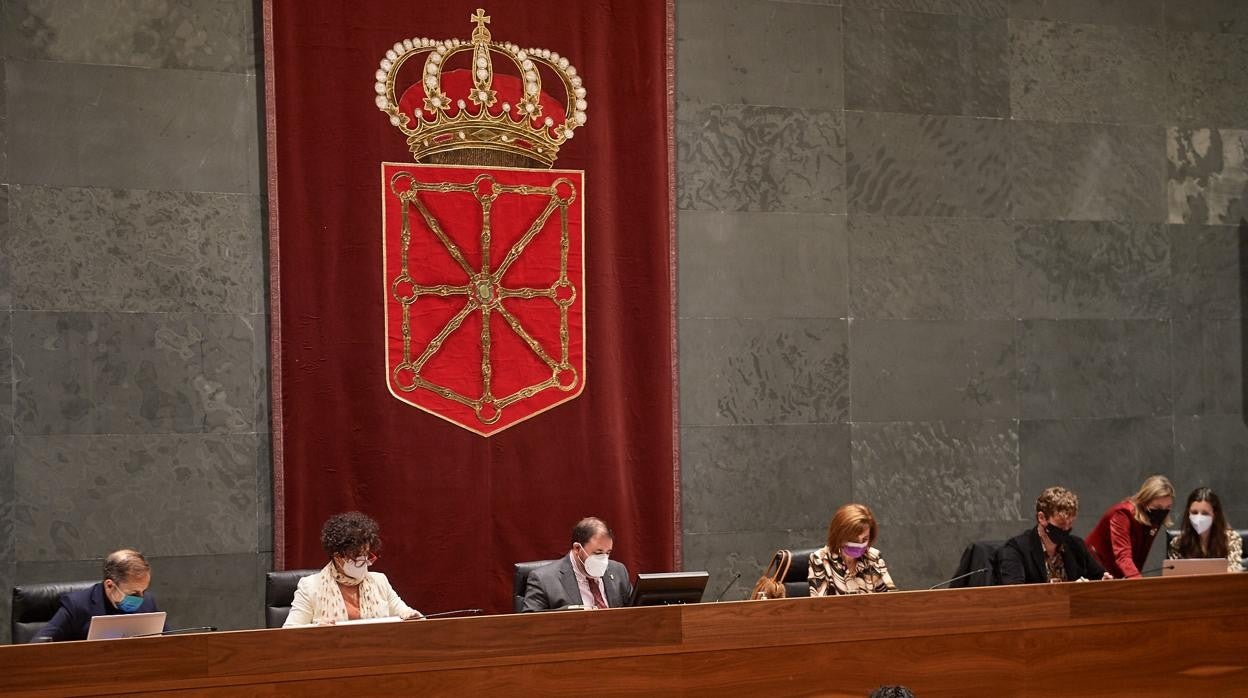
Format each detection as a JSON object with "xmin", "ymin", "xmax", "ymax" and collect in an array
[
  {"xmin": 998, "ymin": 487, "xmax": 1111, "ymax": 585},
  {"xmin": 36, "ymin": 549, "xmax": 163, "ymax": 641},
  {"xmin": 522, "ymin": 517, "xmax": 633, "ymax": 612}
]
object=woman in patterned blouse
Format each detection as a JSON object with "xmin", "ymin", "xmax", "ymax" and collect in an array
[
  {"xmin": 1168, "ymin": 487, "xmax": 1244, "ymax": 573},
  {"xmin": 809, "ymin": 503, "xmax": 896, "ymax": 596}
]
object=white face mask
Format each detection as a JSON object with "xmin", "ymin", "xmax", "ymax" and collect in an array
[
  {"xmin": 1190, "ymin": 513, "xmax": 1214, "ymax": 535},
  {"xmin": 582, "ymin": 553, "xmax": 610, "ymax": 578},
  {"xmin": 343, "ymin": 559, "xmax": 370, "ymax": 580}
]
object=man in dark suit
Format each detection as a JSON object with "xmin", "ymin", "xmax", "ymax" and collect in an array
[
  {"xmin": 36, "ymin": 549, "xmax": 163, "ymax": 641},
  {"xmin": 997, "ymin": 487, "xmax": 1112, "ymax": 585},
  {"xmin": 521, "ymin": 517, "xmax": 633, "ymax": 611}
]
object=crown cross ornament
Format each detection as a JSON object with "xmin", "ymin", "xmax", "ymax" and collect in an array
[{"xmin": 374, "ymin": 9, "xmax": 588, "ymax": 168}]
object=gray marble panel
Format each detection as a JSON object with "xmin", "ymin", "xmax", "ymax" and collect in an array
[
  {"xmin": 14, "ymin": 558, "xmax": 101, "ymax": 585},
  {"xmin": 1167, "ymin": 128, "xmax": 1248, "ymax": 225},
  {"xmin": 1166, "ymin": 1, "xmax": 1248, "ymax": 35},
  {"xmin": 851, "ymin": 420, "xmax": 1021, "ymax": 526},
  {"xmin": 677, "ymin": 101, "xmax": 845, "ymax": 213},
  {"xmin": 2, "ymin": 0, "xmax": 257, "ymax": 73},
  {"xmin": 682, "ymin": 530, "xmax": 789, "ymax": 602},
  {"xmin": 1169, "ymin": 223, "xmax": 1247, "ymax": 319},
  {"xmin": 5, "ymin": 185, "xmax": 263, "ymax": 313},
  {"xmin": 1010, "ymin": 121, "xmax": 1166, "ymax": 223},
  {"xmin": 1167, "ymin": 31, "xmax": 1248, "ymax": 129},
  {"xmin": 253, "ymin": 314, "xmax": 270, "ymax": 433},
  {"xmin": 1174, "ymin": 415, "xmax": 1248, "ymax": 525},
  {"xmin": 257, "ymin": 435, "xmax": 272, "ymax": 554},
  {"xmin": 849, "ymin": 216, "xmax": 1018, "ymax": 320},
  {"xmin": 678, "ymin": 211, "xmax": 847, "ymax": 320},
  {"xmin": 13, "ymin": 433, "xmax": 259, "ymax": 561},
  {"xmin": 1007, "ymin": 0, "xmax": 1163, "ymax": 27},
  {"xmin": 851, "ymin": 321, "xmax": 1019, "ymax": 421},
  {"xmin": 682, "ymin": 424, "xmax": 851, "ymax": 533},
  {"xmin": 1019, "ymin": 320, "xmax": 1173, "ymax": 419},
  {"xmin": 1009, "ymin": 20, "xmax": 1163, "ymax": 125},
  {"xmin": 679, "ymin": 318, "xmax": 849, "ymax": 426},
  {"xmin": 845, "ymin": 111, "xmax": 1010, "ymax": 218},
  {"xmin": 0, "ymin": 186, "xmax": 9, "ymax": 309},
  {"xmin": 150, "ymin": 552, "xmax": 266, "ymax": 631},
  {"xmin": 0, "ymin": 58, "xmax": 7, "ymax": 185},
  {"xmin": 0, "ymin": 436, "xmax": 13, "ymax": 644},
  {"xmin": 677, "ymin": 0, "xmax": 842, "ymax": 109},
  {"xmin": 12, "ymin": 311, "xmax": 255, "ymax": 435},
  {"xmin": 1173, "ymin": 320, "xmax": 1243, "ymax": 416},
  {"xmin": 1015, "ymin": 221, "xmax": 1170, "ymax": 319},
  {"xmin": 1019, "ymin": 418, "xmax": 1174, "ymax": 534},
  {"xmin": 0, "ymin": 312, "xmax": 11, "ymax": 433},
  {"xmin": 875, "ymin": 520, "xmax": 1025, "ymax": 591},
  {"xmin": 844, "ymin": 8, "xmax": 1008, "ymax": 117},
  {"xmin": 843, "ymin": 0, "xmax": 1006, "ymax": 16},
  {"xmin": 5, "ymin": 60, "xmax": 259, "ymax": 193}
]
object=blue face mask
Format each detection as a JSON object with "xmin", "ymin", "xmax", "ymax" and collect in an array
[{"xmin": 117, "ymin": 594, "xmax": 144, "ymax": 613}]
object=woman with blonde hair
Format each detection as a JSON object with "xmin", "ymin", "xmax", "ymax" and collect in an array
[
  {"xmin": 809, "ymin": 503, "xmax": 895, "ymax": 596},
  {"xmin": 1085, "ymin": 475, "xmax": 1174, "ymax": 579}
]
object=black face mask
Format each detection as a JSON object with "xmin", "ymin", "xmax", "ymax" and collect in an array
[
  {"xmin": 1146, "ymin": 508, "xmax": 1170, "ymax": 527},
  {"xmin": 1044, "ymin": 523, "xmax": 1072, "ymax": 546}
]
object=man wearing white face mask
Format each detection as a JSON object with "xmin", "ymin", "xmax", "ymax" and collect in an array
[{"xmin": 521, "ymin": 517, "xmax": 634, "ymax": 612}]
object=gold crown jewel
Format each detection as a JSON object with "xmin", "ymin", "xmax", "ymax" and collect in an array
[{"xmin": 374, "ymin": 9, "xmax": 588, "ymax": 168}]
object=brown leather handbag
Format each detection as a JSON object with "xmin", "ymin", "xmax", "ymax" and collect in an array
[{"xmin": 750, "ymin": 549, "xmax": 792, "ymax": 600}]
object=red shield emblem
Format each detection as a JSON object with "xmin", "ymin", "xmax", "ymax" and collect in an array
[{"xmin": 382, "ymin": 162, "xmax": 585, "ymax": 435}]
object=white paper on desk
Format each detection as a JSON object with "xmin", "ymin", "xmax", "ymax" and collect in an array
[{"xmin": 335, "ymin": 616, "xmax": 402, "ymax": 626}]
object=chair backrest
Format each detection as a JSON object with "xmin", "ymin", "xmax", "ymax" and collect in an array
[
  {"xmin": 782, "ymin": 548, "xmax": 821, "ymax": 599},
  {"xmin": 11, "ymin": 580, "xmax": 97, "ymax": 644},
  {"xmin": 264, "ymin": 569, "xmax": 320, "ymax": 628},
  {"xmin": 955, "ymin": 540, "xmax": 1004, "ymax": 588},
  {"xmin": 1165, "ymin": 528, "xmax": 1248, "ymax": 560},
  {"xmin": 513, "ymin": 560, "xmax": 558, "ymax": 613}
]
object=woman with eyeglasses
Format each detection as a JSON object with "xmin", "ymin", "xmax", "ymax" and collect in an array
[
  {"xmin": 1085, "ymin": 475, "xmax": 1175, "ymax": 579},
  {"xmin": 284, "ymin": 511, "xmax": 423, "ymax": 626},
  {"xmin": 1168, "ymin": 487, "xmax": 1244, "ymax": 573}
]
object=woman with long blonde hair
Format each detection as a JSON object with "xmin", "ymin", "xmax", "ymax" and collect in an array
[{"xmin": 1085, "ymin": 475, "xmax": 1174, "ymax": 579}]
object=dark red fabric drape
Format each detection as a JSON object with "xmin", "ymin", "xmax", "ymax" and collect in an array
[{"xmin": 263, "ymin": 1, "xmax": 676, "ymax": 614}]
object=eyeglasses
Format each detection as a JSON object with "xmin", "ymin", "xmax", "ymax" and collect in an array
[{"xmin": 348, "ymin": 552, "xmax": 379, "ymax": 566}]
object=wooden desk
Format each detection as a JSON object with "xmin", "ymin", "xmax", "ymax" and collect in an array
[{"xmin": 3, "ymin": 574, "xmax": 1246, "ymax": 696}]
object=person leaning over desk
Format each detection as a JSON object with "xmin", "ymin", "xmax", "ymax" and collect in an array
[
  {"xmin": 809, "ymin": 503, "xmax": 896, "ymax": 596},
  {"xmin": 1168, "ymin": 486, "xmax": 1244, "ymax": 573},
  {"xmin": 36, "ymin": 549, "xmax": 165, "ymax": 642},
  {"xmin": 1085, "ymin": 475, "xmax": 1174, "ymax": 579},
  {"xmin": 998, "ymin": 486, "xmax": 1111, "ymax": 584},
  {"xmin": 284, "ymin": 511, "xmax": 423, "ymax": 626}
]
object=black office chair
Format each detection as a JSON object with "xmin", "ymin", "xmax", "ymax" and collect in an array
[
  {"xmin": 512, "ymin": 560, "xmax": 557, "ymax": 613},
  {"xmin": 782, "ymin": 548, "xmax": 821, "ymax": 598},
  {"xmin": 264, "ymin": 569, "xmax": 320, "ymax": 628},
  {"xmin": 11, "ymin": 580, "xmax": 97, "ymax": 644},
  {"xmin": 953, "ymin": 540, "xmax": 1004, "ymax": 588},
  {"xmin": 1164, "ymin": 528, "xmax": 1248, "ymax": 558}
]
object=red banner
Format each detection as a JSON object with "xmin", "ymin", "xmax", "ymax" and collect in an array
[{"xmin": 264, "ymin": 1, "xmax": 676, "ymax": 614}]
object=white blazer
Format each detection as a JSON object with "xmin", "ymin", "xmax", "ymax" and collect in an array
[{"xmin": 284, "ymin": 569, "xmax": 418, "ymax": 627}]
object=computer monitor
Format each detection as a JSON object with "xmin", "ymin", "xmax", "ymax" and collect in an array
[
  {"xmin": 1162, "ymin": 558, "xmax": 1228, "ymax": 576},
  {"xmin": 628, "ymin": 571, "xmax": 709, "ymax": 606}
]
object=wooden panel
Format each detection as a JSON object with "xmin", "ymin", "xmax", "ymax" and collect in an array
[{"xmin": 3, "ymin": 574, "xmax": 1246, "ymax": 697}]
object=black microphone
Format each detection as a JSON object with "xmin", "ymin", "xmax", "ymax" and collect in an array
[
  {"xmin": 136, "ymin": 626, "xmax": 217, "ymax": 637},
  {"xmin": 713, "ymin": 573, "xmax": 742, "ymax": 602},
  {"xmin": 419, "ymin": 608, "xmax": 484, "ymax": 619},
  {"xmin": 928, "ymin": 568, "xmax": 989, "ymax": 590}
]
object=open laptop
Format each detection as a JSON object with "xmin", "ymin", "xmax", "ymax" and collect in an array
[
  {"xmin": 1161, "ymin": 558, "xmax": 1227, "ymax": 577},
  {"xmin": 86, "ymin": 612, "xmax": 166, "ymax": 640}
]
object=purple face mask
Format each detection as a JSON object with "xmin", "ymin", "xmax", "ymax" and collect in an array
[{"xmin": 842, "ymin": 542, "xmax": 869, "ymax": 559}]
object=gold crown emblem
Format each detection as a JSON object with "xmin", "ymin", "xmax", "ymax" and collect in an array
[{"xmin": 374, "ymin": 9, "xmax": 588, "ymax": 168}]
